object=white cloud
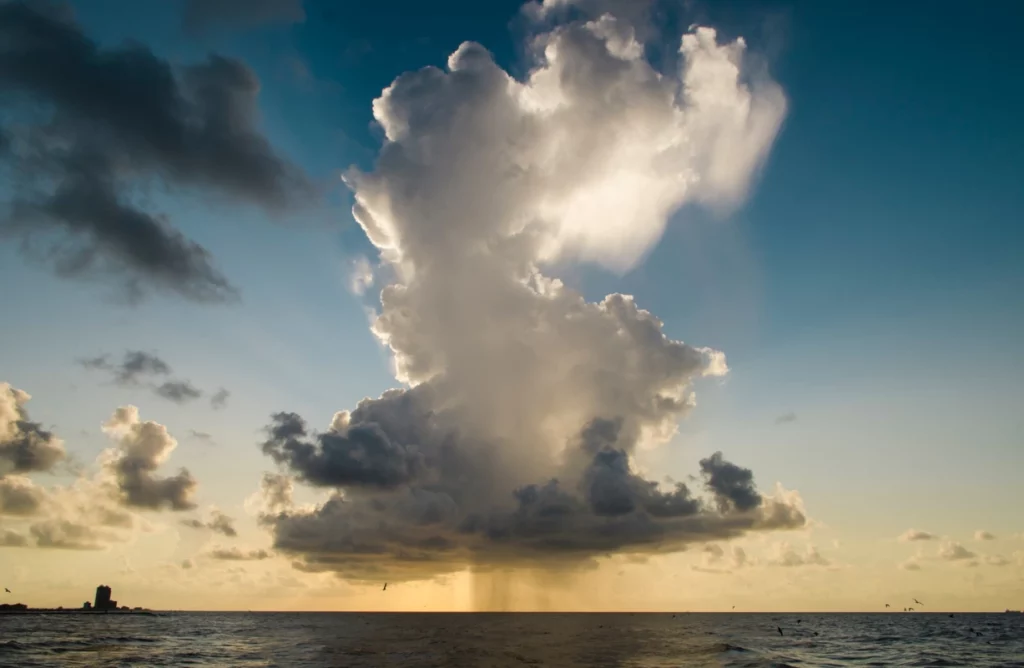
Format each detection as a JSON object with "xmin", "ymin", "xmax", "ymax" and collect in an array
[
  {"xmin": 347, "ymin": 256, "xmax": 374, "ymax": 296},
  {"xmin": 259, "ymin": 6, "xmax": 796, "ymax": 581},
  {"xmin": 974, "ymin": 530, "xmax": 995, "ymax": 541},
  {"xmin": 899, "ymin": 557, "xmax": 922, "ymax": 571},
  {"xmin": 938, "ymin": 541, "xmax": 976, "ymax": 561}
]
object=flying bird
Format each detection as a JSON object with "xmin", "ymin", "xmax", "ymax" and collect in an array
[
  {"xmin": 885, "ymin": 603, "xmax": 890, "ymax": 608},
  {"xmin": 383, "ymin": 582, "xmax": 387, "ymax": 591},
  {"xmin": 3, "ymin": 588, "xmax": 9, "ymax": 593},
  {"xmin": 732, "ymin": 605, "xmax": 736, "ymax": 610},
  {"xmin": 914, "ymin": 598, "xmax": 923, "ymax": 605},
  {"xmin": 777, "ymin": 626, "xmax": 784, "ymax": 637}
]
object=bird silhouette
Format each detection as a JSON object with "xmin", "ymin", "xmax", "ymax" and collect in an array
[
  {"xmin": 914, "ymin": 598, "xmax": 923, "ymax": 606},
  {"xmin": 885, "ymin": 603, "xmax": 890, "ymax": 608},
  {"xmin": 813, "ymin": 632, "xmax": 819, "ymax": 637},
  {"xmin": 4, "ymin": 588, "xmax": 9, "ymax": 593},
  {"xmin": 732, "ymin": 605, "xmax": 735, "ymax": 610},
  {"xmin": 909, "ymin": 607, "xmax": 915, "ymax": 612},
  {"xmin": 777, "ymin": 626, "xmax": 784, "ymax": 637},
  {"xmin": 796, "ymin": 619, "xmax": 802, "ymax": 623},
  {"xmin": 383, "ymin": 583, "xmax": 388, "ymax": 591}
]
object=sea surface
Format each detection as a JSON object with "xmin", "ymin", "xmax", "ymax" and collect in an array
[{"xmin": 1, "ymin": 612, "xmax": 1022, "ymax": 667}]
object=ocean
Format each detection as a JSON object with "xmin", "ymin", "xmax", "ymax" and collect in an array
[{"xmin": 1, "ymin": 612, "xmax": 1022, "ymax": 666}]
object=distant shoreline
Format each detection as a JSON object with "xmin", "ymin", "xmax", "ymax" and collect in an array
[{"xmin": 0, "ymin": 609, "xmax": 158, "ymax": 616}]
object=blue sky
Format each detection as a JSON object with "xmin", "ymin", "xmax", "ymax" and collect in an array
[{"xmin": 1, "ymin": 0, "xmax": 1022, "ymax": 609}]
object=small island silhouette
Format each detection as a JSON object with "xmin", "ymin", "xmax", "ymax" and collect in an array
[{"xmin": 0, "ymin": 584, "xmax": 156, "ymax": 615}]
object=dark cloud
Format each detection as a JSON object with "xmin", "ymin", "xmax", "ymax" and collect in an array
[
  {"xmin": 0, "ymin": 476, "xmax": 46, "ymax": 516},
  {"xmin": 181, "ymin": 509, "xmax": 237, "ymax": 537},
  {"xmin": 80, "ymin": 350, "xmax": 211, "ymax": 405},
  {"xmin": 208, "ymin": 546, "xmax": 271, "ymax": 561},
  {"xmin": 0, "ymin": 2, "xmax": 310, "ymax": 302},
  {"xmin": 260, "ymin": 409, "xmax": 805, "ymax": 581},
  {"xmin": 1, "ymin": 383, "xmax": 66, "ymax": 476},
  {"xmin": 80, "ymin": 351, "xmax": 170, "ymax": 384},
  {"xmin": 183, "ymin": 0, "xmax": 306, "ymax": 33},
  {"xmin": 102, "ymin": 406, "xmax": 197, "ymax": 511},
  {"xmin": 154, "ymin": 380, "xmax": 203, "ymax": 404},
  {"xmin": 30, "ymin": 519, "xmax": 105, "ymax": 550},
  {"xmin": 699, "ymin": 452, "xmax": 761, "ymax": 513},
  {"xmin": 261, "ymin": 410, "xmax": 422, "ymax": 488},
  {"xmin": 774, "ymin": 412, "xmax": 797, "ymax": 424},
  {"xmin": 210, "ymin": 388, "xmax": 230, "ymax": 410}
]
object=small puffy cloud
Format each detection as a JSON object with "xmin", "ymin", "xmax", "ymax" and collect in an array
[
  {"xmin": 208, "ymin": 547, "xmax": 271, "ymax": 561},
  {"xmin": 771, "ymin": 542, "xmax": 830, "ymax": 567},
  {"xmin": 900, "ymin": 558, "xmax": 922, "ymax": 571},
  {"xmin": 80, "ymin": 351, "xmax": 170, "ymax": 384},
  {"xmin": 974, "ymin": 530, "xmax": 995, "ymax": 541},
  {"xmin": 101, "ymin": 406, "xmax": 197, "ymax": 511},
  {"xmin": 187, "ymin": 430, "xmax": 216, "ymax": 445},
  {"xmin": 80, "ymin": 351, "xmax": 214, "ymax": 406},
  {"xmin": 348, "ymin": 256, "xmax": 375, "ymax": 296},
  {"xmin": 0, "ymin": 383, "xmax": 66, "ymax": 475},
  {"xmin": 985, "ymin": 555, "xmax": 1010, "ymax": 567},
  {"xmin": 181, "ymin": 558, "xmax": 194, "ymax": 570},
  {"xmin": 210, "ymin": 389, "xmax": 230, "ymax": 410},
  {"xmin": 938, "ymin": 541, "xmax": 976, "ymax": 561},
  {"xmin": 899, "ymin": 529, "xmax": 937, "ymax": 542},
  {"xmin": 181, "ymin": 509, "xmax": 237, "ymax": 537},
  {"xmin": 155, "ymin": 381, "xmax": 203, "ymax": 404},
  {"xmin": 774, "ymin": 412, "xmax": 797, "ymax": 425}
]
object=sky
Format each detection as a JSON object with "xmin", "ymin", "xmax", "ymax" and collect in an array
[{"xmin": 0, "ymin": 0, "xmax": 1022, "ymax": 612}]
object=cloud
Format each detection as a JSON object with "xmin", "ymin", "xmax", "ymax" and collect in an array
[
  {"xmin": 210, "ymin": 389, "xmax": 230, "ymax": 410},
  {"xmin": 154, "ymin": 381, "xmax": 203, "ymax": 404},
  {"xmin": 182, "ymin": 0, "xmax": 306, "ymax": 33},
  {"xmin": 80, "ymin": 350, "xmax": 217, "ymax": 405},
  {"xmin": 258, "ymin": 7, "xmax": 794, "ymax": 581},
  {"xmin": 899, "ymin": 529, "xmax": 937, "ymax": 542},
  {"xmin": 771, "ymin": 542, "xmax": 830, "ymax": 567},
  {"xmin": 974, "ymin": 530, "xmax": 995, "ymax": 541},
  {"xmin": 80, "ymin": 351, "xmax": 170, "ymax": 384},
  {"xmin": 0, "ymin": 383, "xmax": 66, "ymax": 476},
  {"xmin": 181, "ymin": 509, "xmax": 237, "ymax": 537},
  {"xmin": 0, "ymin": 2, "xmax": 309, "ymax": 302},
  {"xmin": 208, "ymin": 547, "xmax": 271, "ymax": 561},
  {"xmin": 900, "ymin": 558, "xmax": 922, "ymax": 571},
  {"xmin": 0, "ymin": 528, "xmax": 28, "ymax": 547},
  {"xmin": 181, "ymin": 558, "xmax": 194, "ymax": 569},
  {"xmin": 348, "ymin": 256, "xmax": 375, "ymax": 296},
  {"xmin": 938, "ymin": 541, "xmax": 976, "ymax": 561},
  {"xmin": 985, "ymin": 555, "xmax": 1010, "ymax": 567},
  {"xmin": 29, "ymin": 519, "xmax": 107, "ymax": 550},
  {"xmin": 250, "ymin": 473, "xmax": 294, "ymax": 515},
  {"xmin": 101, "ymin": 406, "xmax": 197, "ymax": 510},
  {"xmin": 0, "ymin": 475, "xmax": 47, "ymax": 516},
  {"xmin": 774, "ymin": 412, "xmax": 797, "ymax": 424},
  {"xmin": 187, "ymin": 430, "xmax": 216, "ymax": 445}
]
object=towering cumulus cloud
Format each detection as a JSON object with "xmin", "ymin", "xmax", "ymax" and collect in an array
[
  {"xmin": 101, "ymin": 406, "xmax": 197, "ymax": 511},
  {"xmin": 259, "ymin": 2, "xmax": 801, "ymax": 581}
]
